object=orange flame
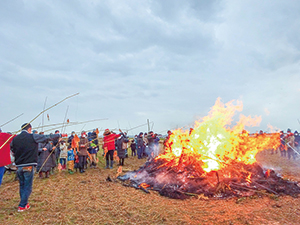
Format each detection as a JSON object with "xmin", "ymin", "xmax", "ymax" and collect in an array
[
  {"xmin": 157, "ymin": 98, "xmax": 280, "ymax": 174},
  {"xmin": 139, "ymin": 182, "xmax": 150, "ymax": 189}
]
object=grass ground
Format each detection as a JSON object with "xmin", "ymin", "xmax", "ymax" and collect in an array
[{"xmin": 1, "ymin": 149, "xmax": 300, "ymax": 225}]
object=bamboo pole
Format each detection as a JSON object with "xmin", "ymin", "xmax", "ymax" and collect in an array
[
  {"xmin": 0, "ymin": 93, "xmax": 79, "ymax": 150},
  {"xmin": 0, "ymin": 113, "xmax": 24, "ymax": 128},
  {"xmin": 41, "ymin": 118, "xmax": 108, "ymax": 133},
  {"xmin": 41, "ymin": 96, "xmax": 47, "ymax": 132}
]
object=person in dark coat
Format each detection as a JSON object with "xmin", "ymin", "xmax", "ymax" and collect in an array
[
  {"xmin": 37, "ymin": 141, "xmax": 53, "ymax": 178},
  {"xmin": 78, "ymin": 132, "xmax": 89, "ymax": 173},
  {"xmin": 136, "ymin": 132, "xmax": 144, "ymax": 159},
  {"xmin": 67, "ymin": 131, "xmax": 75, "ymax": 145},
  {"xmin": 147, "ymin": 131, "xmax": 155, "ymax": 159},
  {"xmin": 116, "ymin": 134, "xmax": 128, "ymax": 166},
  {"xmin": 130, "ymin": 138, "xmax": 137, "ymax": 157},
  {"xmin": 10, "ymin": 123, "xmax": 61, "ymax": 212}
]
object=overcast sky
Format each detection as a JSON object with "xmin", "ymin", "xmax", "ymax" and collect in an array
[{"xmin": 0, "ymin": 0, "xmax": 300, "ymax": 136}]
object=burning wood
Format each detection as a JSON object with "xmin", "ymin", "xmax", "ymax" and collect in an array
[{"xmin": 118, "ymin": 98, "xmax": 300, "ymax": 199}]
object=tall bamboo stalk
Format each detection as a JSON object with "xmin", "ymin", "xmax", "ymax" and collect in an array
[{"xmin": 0, "ymin": 93, "xmax": 79, "ymax": 150}]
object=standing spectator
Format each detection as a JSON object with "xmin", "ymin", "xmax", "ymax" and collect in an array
[
  {"xmin": 153, "ymin": 133, "xmax": 160, "ymax": 157},
  {"xmin": 294, "ymin": 131, "xmax": 300, "ymax": 154},
  {"xmin": 147, "ymin": 131, "xmax": 155, "ymax": 159},
  {"xmin": 116, "ymin": 133, "xmax": 129, "ymax": 166},
  {"xmin": 130, "ymin": 138, "xmax": 137, "ymax": 157},
  {"xmin": 279, "ymin": 131, "xmax": 286, "ymax": 157},
  {"xmin": 37, "ymin": 140, "xmax": 52, "ymax": 179},
  {"xmin": 53, "ymin": 130, "xmax": 61, "ymax": 164},
  {"xmin": 0, "ymin": 128, "xmax": 14, "ymax": 186},
  {"xmin": 143, "ymin": 133, "xmax": 148, "ymax": 158},
  {"xmin": 103, "ymin": 129, "xmax": 122, "ymax": 169},
  {"xmin": 88, "ymin": 140, "xmax": 98, "ymax": 168},
  {"xmin": 78, "ymin": 132, "xmax": 89, "ymax": 173},
  {"xmin": 68, "ymin": 131, "xmax": 75, "ymax": 145},
  {"xmin": 285, "ymin": 129, "xmax": 296, "ymax": 160},
  {"xmin": 67, "ymin": 145, "xmax": 75, "ymax": 174},
  {"xmin": 10, "ymin": 123, "xmax": 60, "ymax": 212},
  {"xmin": 136, "ymin": 132, "xmax": 144, "ymax": 159},
  {"xmin": 59, "ymin": 140, "xmax": 68, "ymax": 170},
  {"xmin": 163, "ymin": 130, "xmax": 172, "ymax": 149}
]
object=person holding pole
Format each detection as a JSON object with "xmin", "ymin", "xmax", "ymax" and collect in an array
[
  {"xmin": 10, "ymin": 123, "xmax": 61, "ymax": 212},
  {"xmin": 103, "ymin": 129, "xmax": 122, "ymax": 169}
]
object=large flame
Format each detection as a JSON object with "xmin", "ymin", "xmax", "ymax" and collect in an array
[{"xmin": 157, "ymin": 98, "xmax": 280, "ymax": 173}]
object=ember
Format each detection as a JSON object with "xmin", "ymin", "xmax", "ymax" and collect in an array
[{"xmin": 119, "ymin": 98, "xmax": 300, "ymax": 199}]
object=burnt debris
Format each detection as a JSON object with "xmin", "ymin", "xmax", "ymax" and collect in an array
[{"xmin": 118, "ymin": 158, "xmax": 300, "ymax": 199}]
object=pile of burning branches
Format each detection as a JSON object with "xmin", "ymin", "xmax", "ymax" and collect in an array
[
  {"xmin": 118, "ymin": 159, "xmax": 300, "ymax": 199},
  {"xmin": 118, "ymin": 98, "xmax": 300, "ymax": 199}
]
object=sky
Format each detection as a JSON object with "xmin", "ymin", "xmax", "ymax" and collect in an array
[{"xmin": 0, "ymin": 0, "xmax": 300, "ymax": 136}]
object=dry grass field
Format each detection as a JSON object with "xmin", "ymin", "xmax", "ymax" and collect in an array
[{"xmin": 1, "ymin": 149, "xmax": 300, "ymax": 225}]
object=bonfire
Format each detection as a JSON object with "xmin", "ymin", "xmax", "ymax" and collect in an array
[{"xmin": 119, "ymin": 98, "xmax": 300, "ymax": 199}]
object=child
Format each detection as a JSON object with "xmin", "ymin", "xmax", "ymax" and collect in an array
[
  {"xmin": 88, "ymin": 140, "xmax": 98, "ymax": 168},
  {"xmin": 59, "ymin": 141, "xmax": 68, "ymax": 170},
  {"xmin": 130, "ymin": 139, "xmax": 137, "ymax": 156},
  {"xmin": 67, "ymin": 145, "xmax": 75, "ymax": 174}
]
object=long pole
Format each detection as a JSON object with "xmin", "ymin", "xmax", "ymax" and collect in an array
[
  {"xmin": 0, "ymin": 113, "xmax": 24, "ymax": 128},
  {"xmin": 61, "ymin": 105, "xmax": 69, "ymax": 133},
  {"xmin": 0, "ymin": 93, "xmax": 79, "ymax": 150},
  {"xmin": 32, "ymin": 118, "xmax": 108, "ymax": 130},
  {"xmin": 147, "ymin": 119, "xmax": 150, "ymax": 132},
  {"xmin": 41, "ymin": 97, "xmax": 47, "ymax": 132}
]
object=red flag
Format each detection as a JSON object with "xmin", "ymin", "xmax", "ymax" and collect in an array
[
  {"xmin": 0, "ymin": 133, "xmax": 15, "ymax": 167},
  {"xmin": 67, "ymin": 119, "xmax": 70, "ymax": 123}
]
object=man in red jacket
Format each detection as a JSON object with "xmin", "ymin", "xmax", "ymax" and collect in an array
[
  {"xmin": 0, "ymin": 128, "xmax": 15, "ymax": 186},
  {"xmin": 103, "ymin": 129, "xmax": 122, "ymax": 169}
]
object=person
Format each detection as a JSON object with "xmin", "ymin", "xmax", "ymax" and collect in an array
[
  {"xmin": 88, "ymin": 140, "xmax": 98, "ymax": 168},
  {"xmin": 36, "ymin": 140, "xmax": 53, "ymax": 179},
  {"xmin": 10, "ymin": 123, "xmax": 61, "ymax": 212},
  {"xmin": 67, "ymin": 131, "xmax": 75, "ymax": 145},
  {"xmin": 294, "ymin": 131, "xmax": 300, "ymax": 154},
  {"xmin": 153, "ymin": 133, "xmax": 160, "ymax": 157},
  {"xmin": 285, "ymin": 128, "xmax": 296, "ymax": 160},
  {"xmin": 59, "ymin": 140, "xmax": 68, "ymax": 170},
  {"xmin": 53, "ymin": 130, "xmax": 61, "ymax": 165},
  {"xmin": 78, "ymin": 132, "xmax": 89, "ymax": 173},
  {"xmin": 0, "ymin": 128, "xmax": 14, "ymax": 186},
  {"xmin": 136, "ymin": 132, "xmax": 144, "ymax": 159},
  {"xmin": 163, "ymin": 130, "xmax": 172, "ymax": 149},
  {"xmin": 103, "ymin": 129, "xmax": 122, "ymax": 169},
  {"xmin": 116, "ymin": 133, "xmax": 129, "ymax": 166},
  {"xmin": 143, "ymin": 133, "xmax": 148, "ymax": 158},
  {"xmin": 67, "ymin": 145, "xmax": 75, "ymax": 174},
  {"xmin": 130, "ymin": 138, "xmax": 137, "ymax": 157},
  {"xmin": 147, "ymin": 131, "xmax": 155, "ymax": 159},
  {"xmin": 279, "ymin": 131, "xmax": 286, "ymax": 157}
]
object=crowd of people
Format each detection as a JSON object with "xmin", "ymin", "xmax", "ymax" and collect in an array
[
  {"xmin": 275, "ymin": 128, "xmax": 300, "ymax": 160},
  {"xmin": 0, "ymin": 124, "xmax": 170, "ymax": 212}
]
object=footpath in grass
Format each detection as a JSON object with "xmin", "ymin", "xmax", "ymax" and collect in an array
[{"xmin": 1, "ymin": 151, "xmax": 300, "ymax": 224}]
